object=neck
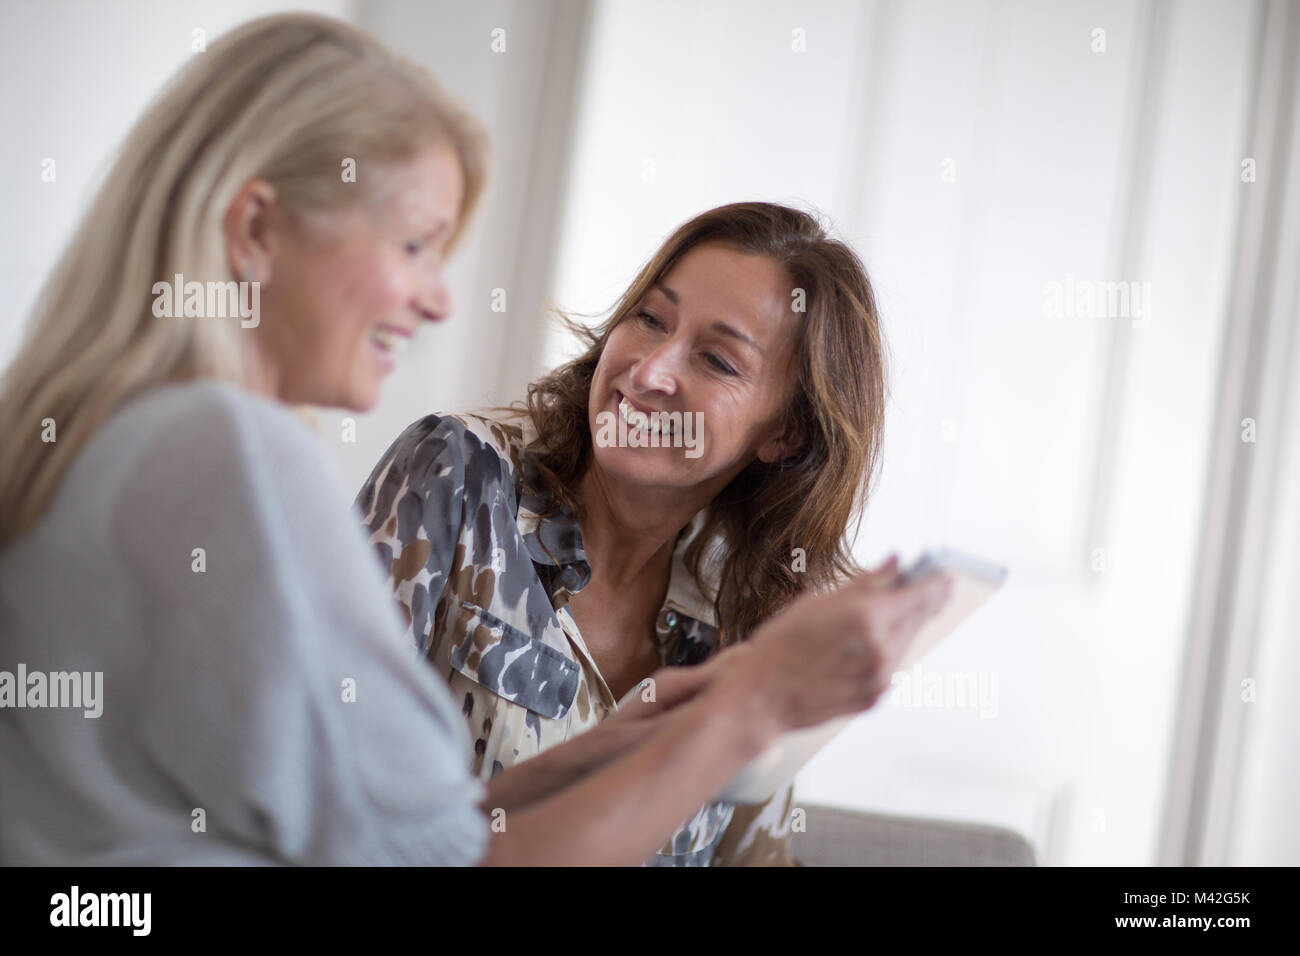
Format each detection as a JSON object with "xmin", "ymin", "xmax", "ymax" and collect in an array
[
  {"xmin": 575, "ymin": 465, "xmax": 711, "ymax": 590},
  {"xmin": 240, "ymin": 335, "xmax": 283, "ymax": 402}
]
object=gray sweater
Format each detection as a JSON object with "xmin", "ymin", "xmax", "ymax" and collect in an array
[{"xmin": 0, "ymin": 380, "xmax": 488, "ymax": 865}]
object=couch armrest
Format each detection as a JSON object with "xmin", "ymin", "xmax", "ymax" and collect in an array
[{"xmin": 790, "ymin": 803, "xmax": 1037, "ymax": 866}]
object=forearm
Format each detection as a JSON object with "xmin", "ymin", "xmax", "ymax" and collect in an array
[
  {"xmin": 482, "ymin": 716, "xmax": 658, "ymax": 813},
  {"xmin": 480, "ymin": 682, "xmax": 777, "ymax": 866}
]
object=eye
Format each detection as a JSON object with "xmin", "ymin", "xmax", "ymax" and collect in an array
[
  {"xmin": 704, "ymin": 353, "xmax": 738, "ymax": 376},
  {"xmin": 636, "ymin": 309, "xmax": 664, "ymax": 329},
  {"xmin": 404, "ymin": 240, "xmax": 424, "ymax": 256}
]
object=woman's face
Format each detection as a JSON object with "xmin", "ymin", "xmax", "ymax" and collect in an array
[
  {"xmin": 248, "ymin": 142, "xmax": 464, "ymax": 411},
  {"xmin": 588, "ymin": 241, "xmax": 802, "ymax": 497}
]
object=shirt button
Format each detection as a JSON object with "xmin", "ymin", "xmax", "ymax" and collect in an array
[{"xmin": 664, "ymin": 610, "xmax": 678, "ymax": 628}]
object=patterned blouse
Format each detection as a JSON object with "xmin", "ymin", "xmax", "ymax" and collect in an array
[{"xmin": 354, "ymin": 407, "xmax": 797, "ymax": 866}]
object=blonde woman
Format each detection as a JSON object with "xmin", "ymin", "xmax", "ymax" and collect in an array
[{"xmin": 0, "ymin": 14, "xmax": 951, "ymax": 866}]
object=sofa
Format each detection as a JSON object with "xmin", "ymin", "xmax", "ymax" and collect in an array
[{"xmin": 791, "ymin": 803, "xmax": 1038, "ymax": 866}]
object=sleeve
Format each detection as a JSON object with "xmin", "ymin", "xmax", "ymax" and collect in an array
[
  {"xmin": 710, "ymin": 781, "xmax": 800, "ymax": 867},
  {"xmin": 111, "ymin": 387, "xmax": 488, "ymax": 866},
  {"xmin": 354, "ymin": 415, "xmax": 468, "ymax": 656}
]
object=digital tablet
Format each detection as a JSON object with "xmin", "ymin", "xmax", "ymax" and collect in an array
[{"xmin": 715, "ymin": 547, "xmax": 1008, "ymax": 805}]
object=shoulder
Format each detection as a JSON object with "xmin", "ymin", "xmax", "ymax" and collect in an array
[
  {"xmin": 106, "ymin": 380, "xmax": 358, "ymax": 533},
  {"xmin": 103, "ymin": 382, "xmax": 376, "ymax": 625},
  {"xmin": 359, "ymin": 407, "xmax": 530, "ymax": 511},
  {"xmin": 447, "ymin": 407, "xmax": 530, "ymax": 477},
  {"xmin": 104, "ymin": 379, "xmax": 327, "ymax": 467},
  {"xmin": 74, "ymin": 380, "xmax": 337, "ymax": 515}
]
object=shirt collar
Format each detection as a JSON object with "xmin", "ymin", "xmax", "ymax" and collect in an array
[
  {"xmin": 661, "ymin": 508, "xmax": 723, "ymax": 628},
  {"xmin": 516, "ymin": 450, "xmax": 592, "ymax": 597}
]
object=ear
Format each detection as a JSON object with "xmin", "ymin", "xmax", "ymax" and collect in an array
[
  {"xmin": 756, "ymin": 420, "xmax": 803, "ymax": 464},
  {"xmin": 222, "ymin": 178, "xmax": 279, "ymax": 283}
]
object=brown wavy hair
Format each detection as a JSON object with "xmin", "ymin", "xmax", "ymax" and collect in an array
[{"xmin": 523, "ymin": 202, "xmax": 887, "ymax": 643}]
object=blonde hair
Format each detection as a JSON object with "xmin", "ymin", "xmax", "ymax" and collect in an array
[{"xmin": 0, "ymin": 13, "xmax": 488, "ymax": 543}]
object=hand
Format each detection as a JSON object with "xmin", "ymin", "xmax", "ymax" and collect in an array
[
  {"xmin": 604, "ymin": 649, "xmax": 750, "ymax": 725},
  {"xmin": 609, "ymin": 552, "xmax": 907, "ymax": 726},
  {"xmin": 718, "ymin": 554, "xmax": 953, "ymax": 736}
]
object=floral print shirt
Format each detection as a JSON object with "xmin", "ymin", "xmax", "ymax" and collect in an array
[{"xmin": 354, "ymin": 407, "xmax": 797, "ymax": 866}]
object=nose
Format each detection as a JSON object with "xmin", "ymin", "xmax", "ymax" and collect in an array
[
  {"xmin": 417, "ymin": 270, "xmax": 453, "ymax": 324},
  {"xmin": 629, "ymin": 339, "xmax": 681, "ymax": 396}
]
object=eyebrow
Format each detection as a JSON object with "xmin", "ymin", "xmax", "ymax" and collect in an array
[{"xmin": 652, "ymin": 283, "xmax": 766, "ymax": 356}]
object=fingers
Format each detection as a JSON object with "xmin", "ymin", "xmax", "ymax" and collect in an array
[
  {"xmin": 644, "ymin": 663, "xmax": 717, "ymax": 708},
  {"xmin": 703, "ymin": 642, "xmax": 753, "ymax": 676},
  {"xmin": 872, "ymin": 572, "xmax": 953, "ymax": 630},
  {"xmin": 849, "ymin": 554, "xmax": 901, "ymax": 592}
]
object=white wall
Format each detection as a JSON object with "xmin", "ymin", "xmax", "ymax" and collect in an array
[
  {"xmin": 1216, "ymin": 0, "xmax": 1300, "ymax": 865},
  {"xmin": 0, "ymin": 0, "xmax": 357, "ymax": 365},
  {"xmin": 1232, "ymin": 304, "xmax": 1300, "ymax": 866}
]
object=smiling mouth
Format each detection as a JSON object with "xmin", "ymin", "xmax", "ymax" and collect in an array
[
  {"xmin": 617, "ymin": 393, "xmax": 677, "ymax": 437},
  {"xmin": 370, "ymin": 327, "xmax": 410, "ymax": 356}
]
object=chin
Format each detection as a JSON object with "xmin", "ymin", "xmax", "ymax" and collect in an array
[
  {"xmin": 347, "ymin": 389, "xmax": 381, "ymax": 413},
  {"xmin": 332, "ymin": 377, "xmax": 383, "ymax": 413},
  {"xmin": 590, "ymin": 440, "xmax": 700, "ymax": 489}
]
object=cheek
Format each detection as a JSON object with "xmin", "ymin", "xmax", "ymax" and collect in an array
[
  {"xmin": 310, "ymin": 253, "xmax": 405, "ymax": 343},
  {"xmin": 347, "ymin": 253, "xmax": 406, "ymax": 315},
  {"xmin": 609, "ymin": 319, "xmax": 648, "ymax": 356},
  {"xmin": 700, "ymin": 387, "xmax": 778, "ymax": 457},
  {"xmin": 593, "ymin": 334, "xmax": 631, "ymax": 385}
]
